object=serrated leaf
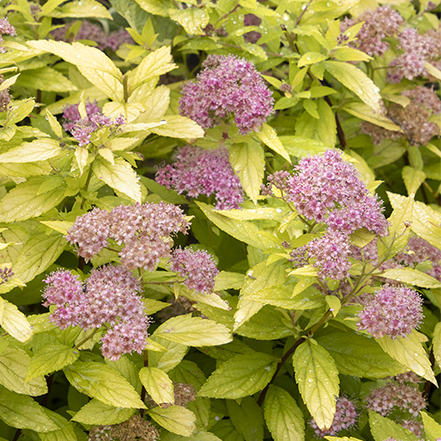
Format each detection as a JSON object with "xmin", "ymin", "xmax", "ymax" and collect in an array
[
  {"xmin": 0, "ymin": 347, "xmax": 47, "ymax": 396},
  {"xmin": 343, "ymin": 102, "xmax": 402, "ymax": 132},
  {"xmin": 174, "ymin": 283, "xmax": 231, "ymax": 311},
  {"xmin": 153, "ymin": 314, "xmax": 232, "ymax": 347},
  {"xmin": 324, "ymin": 61, "xmax": 383, "ymax": 114},
  {"xmin": 139, "ymin": 367, "xmax": 174, "ymax": 404},
  {"xmin": 160, "ymin": 431, "xmax": 221, "ymax": 441},
  {"xmin": 380, "ymin": 267, "xmax": 441, "ymax": 289},
  {"xmin": 72, "ymin": 398, "xmax": 135, "ymax": 425},
  {"xmin": 26, "ymin": 344, "xmax": 79, "ymax": 382},
  {"xmin": 256, "ymin": 123, "xmax": 291, "ymax": 163},
  {"xmin": 149, "ymin": 405, "xmax": 196, "ymax": 436},
  {"xmin": 227, "ymin": 396, "xmax": 264, "ymax": 441},
  {"xmin": 376, "ymin": 331, "xmax": 437, "ymax": 385},
  {"xmin": 50, "ymin": 0, "xmax": 112, "ymax": 18},
  {"xmin": 45, "ymin": 110, "xmax": 63, "ymax": 138},
  {"xmin": 368, "ymin": 410, "xmax": 418, "ymax": 441},
  {"xmin": 264, "ymin": 385, "xmax": 305, "ymax": 441},
  {"xmin": 16, "ymin": 67, "xmax": 77, "ymax": 92},
  {"xmin": 433, "ymin": 322, "xmax": 441, "ymax": 373},
  {"xmin": 0, "ymin": 299, "xmax": 32, "ymax": 342},
  {"xmin": 134, "ymin": 0, "xmax": 171, "ymax": 16},
  {"xmin": 39, "ymin": 409, "xmax": 77, "ymax": 441},
  {"xmin": 169, "ymin": 360, "xmax": 206, "ymax": 390},
  {"xmin": 215, "ymin": 272, "xmax": 245, "ymax": 291},
  {"xmin": 402, "ymin": 166, "xmax": 426, "ymax": 196},
  {"xmin": 150, "ymin": 115, "xmax": 204, "ymax": 139},
  {"xmin": 40, "ymin": 221, "xmax": 74, "ymax": 236},
  {"xmin": 63, "ymin": 361, "xmax": 147, "ymax": 408},
  {"xmin": 280, "ymin": 135, "xmax": 329, "ymax": 157},
  {"xmin": 169, "ymin": 8, "xmax": 209, "ymax": 35},
  {"xmin": 149, "ymin": 336, "xmax": 188, "ymax": 373},
  {"xmin": 199, "ymin": 352, "xmax": 277, "ymax": 399},
  {"xmin": 215, "ymin": 207, "xmax": 288, "ymax": 222},
  {"xmin": 332, "ymin": 47, "xmax": 371, "ymax": 62},
  {"xmin": 293, "ymin": 341, "xmax": 339, "ymax": 430},
  {"xmin": 0, "ymin": 139, "xmax": 62, "ymax": 163},
  {"xmin": 421, "ymin": 411, "xmax": 441, "ymax": 441},
  {"xmin": 93, "ymin": 157, "xmax": 142, "ymax": 203},
  {"xmin": 298, "ymin": 52, "xmax": 328, "ymax": 67}
]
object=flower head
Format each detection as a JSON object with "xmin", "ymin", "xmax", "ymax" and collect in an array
[
  {"xmin": 179, "ymin": 54, "xmax": 274, "ymax": 134},
  {"xmin": 0, "ymin": 266, "xmax": 13, "ymax": 285},
  {"xmin": 0, "ymin": 18, "xmax": 16, "ymax": 53}
]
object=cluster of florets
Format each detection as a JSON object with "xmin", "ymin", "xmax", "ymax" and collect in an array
[
  {"xmin": 88, "ymin": 416, "xmax": 159, "ymax": 441},
  {"xmin": 62, "ymin": 100, "xmax": 125, "ymax": 147},
  {"xmin": 0, "ymin": 75, "xmax": 11, "ymax": 111},
  {"xmin": 179, "ymin": 54, "xmax": 274, "ymax": 135},
  {"xmin": 0, "ymin": 266, "xmax": 13, "ymax": 285},
  {"xmin": 263, "ymin": 149, "xmax": 388, "ymax": 280},
  {"xmin": 340, "ymin": 6, "xmax": 404, "ymax": 56},
  {"xmin": 310, "ymin": 396, "xmax": 358, "ymax": 437},
  {"xmin": 155, "ymin": 146, "xmax": 244, "ymax": 209},
  {"xmin": 361, "ymin": 86, "xmax": 441, "ymax": 146},
  {"xmin": 43, "ymin": 266, "xmax": 149, "ymax": 360},
  {"xmin": 357, "ymin": 284, "xmax": 423, "ymax": 339},
  {"xmin": 51, "ymin": 20, "xmax": 133, "ymax": 52},
  {"xmin": 0, "ymin": 18, "xmax": 16, "ymax": 53}
]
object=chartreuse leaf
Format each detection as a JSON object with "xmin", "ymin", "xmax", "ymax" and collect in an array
[
  {"xmin": 26, "ymin": 344, "xmax": 79, "ymax": 382},
  {"xmin": 149, "ymin": 336, "xmax": 188, "ymax": 373},
  {"xmin": 199, "ymin": 352, "xmax": 277, "ymax": 399},
  {"xmin": 160, "ymin": 431, "xmax": 222, "ymax": 441},
  {"xmin": 134, "ymin": 0, "xmax": 171, "ymax": 16},
  {"xmin": 215, "ymin": 207, "xmax": 288, "ymax": 222},
  {"xmin": 0, "ymin": 177, "xmax": 66, "ymax": 222},
  {"xmin": 410, "ymin": 198, "xmax": 441, "ymax": 250},
  {"xmin": 323, "ymin": 61, "xmax": 383, "ymax": 114},
  {"xmin": 0, "ymin": 139, "xmax": 62, "ymax": 163},
  {"xmin": 174, "ymin": 283, "xmax": 231, "ymax": 311},
  {"xmin": 0, "ymin": 347, "xmax": 47, "ymax": 396},
  {"xmin": 402, "ymin": 166, "xmax": 426, "ymax": 196},
  {"xmin": 93, "ymin": 157, "xmax": 142, "ymax": 203},
  {"xmin": 379, "ymin": 267, "xmax": 441, "ymax": 289},
  {"xmin": 16, "ymin": 66, "xmax": 77, "ymax": 92},
  {"xmin": 49, "ymin": 0, "xmax": 112, "ymax": 19},
  {"xmin": 63, "ymin": 361, "xmax": 146, "ymax": 409},
  {"xmin": 0, "ymin": 385, "xmax": 58, "ymax": 432},
  {"xmin": 27, "ymin": 41, "xmax": 123, "ymax": 101},
  {"xmin": 148, "ymin": 405, "xmax": 196, "ymax": 436},
  {"xmin": 280, "ymin": 135, "xmax": 329, "ymax": 158},
  {"xmin": 433, "ymin": 322, "xmax": 441, "ymax": 371},
  {"xmin": 153, "ymin": 314, "xmax": 232, "ymax": 347},
  {"xmin": 316, "ymin": 331, "xmax": 406, "ymax": 379},
  {"xmin": 376, "ymin": 331, "xmax": 437, "ymax": 385},
  {"xmin": 369, "ymin": 410, "xmax": 418, "ymax": 441},
  {"xmin": 39, "ymin": 408, "xmax": 77, "ymax": 441},
  {"xmin": 215, "ymin": 271, "xmax": 245, "ymax": 291},
  {"xmin": 324, "ymin": 437, "xmax": 363, "ymax": 441},
  {"xmin": 343, "ymin": 102, "xmax": 402, "ymax": 132},
  {"xmin": 139, "ymin": 367, "xmax": 174, "ymax": 404},
  {"xmin": 293, "ymin": 341, "xmax": 339, "ymax": 431},
  {"xmin": 229, "ymin": 141, "xmax": 265, "ymax": 203},
  {"xmin": 72, "ymin": 399, "xmax": 135, "ymax": 425},
  {"xmin": 0, "ymin": 299, "xmax": 32, "ymax": 342},
  {"xmin": 256, "ymin": 123, "xmax": 291, "ymax": 163},
  {"xmin": 211, "ymin": 419, "xmax": 245, "ymax": 441},
  {"xmin": 169, "ymin": 8, "xmax": 209, "ymax": 35},
  {"xmin": 149, "ymin": 115, "xmax": 205, "ymax": 139},
  {"xmin": 421, "ymin": 411, "xmax": 441, "ymax": 441},
  {"xmin": 264, "ymin": 385, "xmax": 305, "ymax": 441},
  {"xmin": 227, "ymin": 396, "xmax": 263, "ymax": 441}
]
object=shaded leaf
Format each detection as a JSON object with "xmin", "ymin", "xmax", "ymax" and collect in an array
[
  {"xmin": 148, "ymin": 405, "xmax": 196, "ymax": 436},
  {"xmin": 72, "ymin": 398, "xmax": 135, "ymax": 425}
]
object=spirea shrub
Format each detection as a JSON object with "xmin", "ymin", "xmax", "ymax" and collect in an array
[{"xmin": 0, "ymin": 1, "xmax": 440, "ymax": 441}]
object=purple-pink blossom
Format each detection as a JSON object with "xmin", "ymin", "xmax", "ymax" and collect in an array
[
  {"xmin": 0, "ymin": 18, "xmax": 16, "ymax": 53},
  {"xmin": 155, "ymin": 146, "xmax": 244, "ymax": 209},
  {"xmin": 179, "ymin": 54, "xmax": 274, "ymax": 134}
]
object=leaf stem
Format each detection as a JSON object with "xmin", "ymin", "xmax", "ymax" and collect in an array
[{"xmin": 73, "ymin": 328, "xmax": 98, "ymax": 350}]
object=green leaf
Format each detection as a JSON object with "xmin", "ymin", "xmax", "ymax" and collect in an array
[
  {"xmin": 215, "ymin": 207, "xmax": 288, "ymax": 222},
  {"xmin": 26, "ymin": 344, "xmax": 79, "ymax": 382},
  {"xmin": 134, "ymin": 0, "xmax": 171, "ymax": 16},
  {"xmin": 324, "ymin": 61, "xmax": 383, "ymax": 114},
  {"xmin": 0, "ymin": 385, "xmax": 58, "ymax": 432},
  {"xmin": 199, "ymin": 352, "xmax": 277, "ymax": 399},
  {"xmin": 402, "ymin": 166, "xmax": 426, "ymax": 196},
  {"xmin": 0, "ymin": 347, "xmax": 47, "ymax": 396},
  {"xmin": 174, "ymin": 283, "xmax": 231, "ymax": 311},
  {"xmin": 409, "ymin": 198, "xmax": 441, "ymax": 250},
  {"xmin": 316, "ymin": 331, "xmax": 406, "ymax": 379},
  {"xmin": 93, "ymin": 157, "xmax": 142, "ymax": 203},
  {"xmin": 0, "ymin": 299, "xmax": 33, "ymax": 342},
  {"xmin": 421, "ymin": 411, "xmax": 441, "ymax": 441},
  {"xmin": 212, "ymin": 419, "xmax": 245, "ymax": 441},
  {"xmin": 293, "ymin": 341, "xmax": 339, "ymax": 431},
  {"xmin": 49, "ymin": 0, "xmax": 112, "ymax": 18},
  {"xmin": 27, "ymin": 40, "xmax": 123, "ymax": 101},
  {"xmin": 160, "ymin": 431, "xmax": 222, "ymax": 441},
  {"xmin": 63, "ymin": 361, "xmax": 147, "ymax": 409},
  {"xmin": 39, "ymin": 409, "xmax": 77, "ymax": 441},
  {"xmin": 368, "ymin": 410, "xmax": 418, "ymax": 441},
  {"xmin": 153, "ymin": 315, "xmax": 232, "ymax": 347},
  {"xmin": 229, "ymin": 142, "xmax": 264, "ymax": 203},
  {"xmin": 169, "ymin": 8, "xmax": 209, "ymax": 35},
  {"xmin": 332, "ymin": 47, "xmax": 371, "ymax": 62},
  {"xmin": 264, "ymin": 385, "xmax": 305, "ymax": 441},
  {"xmin": 148, "ymin": 405, "xmax": 196, "ymax": 436},
  {"xmin": 280, "ymin": 135, "xmax": 329, "ymax": 157},
  {"xmin": 295, "ymin": 99, "xmax": 336, "ymax": 147},
  {"xmin": 149, "ymin": 115, "xmax": 205, "ymax": 139},
  {"xmin": 149, "ymin": 337, "xmax": 188, "ymax": 373},
  {"xmin": 343, "ymin": 103, "xmax": 402, "ymax": 132},
  {"xmin": 379, "ymin": 267, "xmax": 441, "ymax": 289},
  {"xmin": 298, "ymin": 52, "xmax": 328, "ymax": 67},
  {"xmin": 72, "ymin": 398, "xmax": 135, "ymax": 425},
  {"xmin": 16, "ymin": 66, "xmax": 77, "ymax": 92},
  {"xmin": 227, "ymin": 396, "xmax": 264, "ymax": 441},
  {"xmin": 433, "ymin": 322, "xmax": 441, "ymax": 373},
  {"xmin": 0, "ymin": 140, "xmax": 62, "ymax": 163},
  {"xmin": 45, "ymin": 110, "xmax": 63, "ymax": 138},
  {"xmin": 215, "ymin": 271, "xmax": 245, "ymax": 291},
  {"xmin": 376, "ymin": 331, "xmax": 437, "ymax": 385},
  {"xmin": 139, "ymin": 367, "xmax": 174, "ymax": 404},
  {"xmin": 255, "ymin": 123, "xmax": 291, "ymax": 163}
]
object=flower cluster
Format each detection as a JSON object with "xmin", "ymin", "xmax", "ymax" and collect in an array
[
  {"xmin": 0, "ymin": 18, "xmax": 16, "ymax": 53},
  {"xmin": 357, "ymin": 284, "xmax": 423, "ymax": 339},
  {"xmin": 43, "ymin": 266, "xmax": 149, "ymax": 360},
  {"xmin": 62, "ymin": 101, "xmax": 125, "ymax": 147},
  {"xmin": 310, "ymin": 396, "xmax": 358, "ymax": 437},
  {"xmin": 179, "ymin": 54, "xmax": 274, "ymax": 134},
  {"xmin": 340, "ymin": 6, "xmax": 403, "ymax": 56},
  {"xmin": 361, "ymin": 86, "xmax": 441, "ymax": 146},
  {"xmin": 0, "ymin": 76, "xmax": 11, "ymax": 112},
  {"xmin": 88, "ymin": 416, "xmax": 159, "ymax": 441},
  {"xmin": 155, "ymin": 146, "xmax": 244, "ymax": 209},
  {"xmin": 51, "ymin": 20, "xmax": 133, "ymax": 52},
  {"xmin": 263, "ymin": 149, "xmax": 388, "ymax": 279},
  {"xmin": 169, "ymin": 248, "xmax": 219, "ymax": 293}
]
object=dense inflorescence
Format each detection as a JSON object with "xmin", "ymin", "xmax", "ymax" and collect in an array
[
  {"xmin": 179, "ymin": 54, "xmax": 274, "ymax": 134},
  {"xmin": 0, "ymin": 266, "xmax": 13, "ymax": 284},
  {"xmin": 155, "ymin": 146, "xmax": 244, "ymax": 209},
  {"xmin": 357, "ymin": 284, "xmax": 423, "ymax": 339},
  {"xmin": 0, "ymin": 17, "xmax": 16, "ymax": 53}
]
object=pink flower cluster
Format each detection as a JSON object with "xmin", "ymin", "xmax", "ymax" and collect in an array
[
  {"xmin": 179, "ymin": 54, "xmax": 274, "ymax": 134},
  {"xmin": 310, "ymin": 396, "xmax": 358, "ymax": 437},
  {"xmin": 43, "ymin": 266, "xmax": 149, "ymax": 360},
  {"xmin": 340, "ymin": 6, "xmax": 403, "ymax": 56},
  {"xmin": 263, "ymin": 149, "xmax": 388, "ymax": 280},
  {"xmin": 357, "ymin": 284, "xmax": 423, "ymax": 339},
  {"xmin": 0, "ymin": 266, "xmax": 13, "ymax": 285},
  {"xmin": 51, "ymin": 20, "xmax": 133, "ymax": 52},
  {"xmin": 155, "ymin": 146, "xmax": 244, "ymax": 209},
  {"xmin": 0, "ymin": 18, "xmax": 16, "ymax": 53},
  {"xmin": 62, "ymin": 101, "xmax": 125, "ymax": 147}
]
